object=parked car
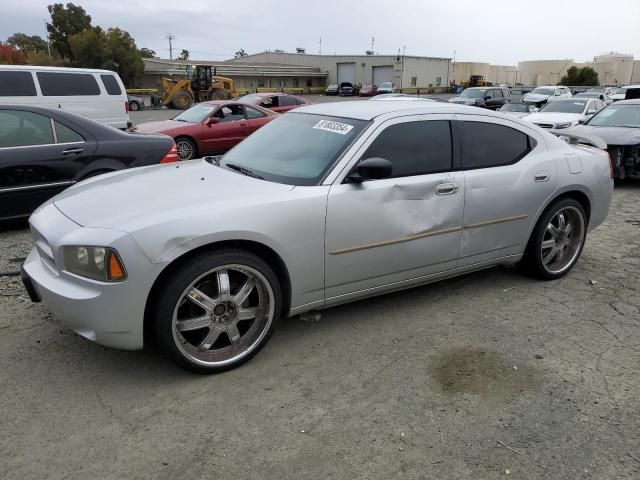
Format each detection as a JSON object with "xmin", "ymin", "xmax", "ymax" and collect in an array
[
  {"xmin": 0, "ymin": 65, "xmax": 130, "ymax": 129},
  {"xmin": 131, "ymin": 101, "xmax": 277, "ymax": 160},
  {"xmin": 586, "ymin": 86, "xmax": 615, "ymax": 97},
  {"xmin": 339, "ymin": 82, "xmax": 355, "ymax": 96},
  {"xmin": 448, "ymin": 86, "xmax": 511, "ymax": 109},
  {"xmin": 0, "ymin": 105, "xmax": 176, "ymax": 221},
  {"xmin": 127, "ymin": 95, "xmax": 145, "ymax": 111},
  {"xmin": 377, "ymin": 82, "xmax": 395, "ymax": 94},
  {"xmin": 236, "ymin": 92, "xmax": 311, "ymax": 114},
  {"xmin": 522, "ymin": 86, "xmax": 572, "ymax": 107},
  {"xmin": 359, "ymin": 84, "xmax": 378, "ymax": 97},
  {"xmin": 567, "ymin": 99, "xmax": 640, "ymax": 179},
  {"xmin": 22, "ymin": 101, "xmax": 613, "ymax": 373},
  {"xmin": 522, "ymin": 98, "xmax": 606, "ymax": 129},
  {"xmin": 498, "ymin": 102, "xmax": 539, "ymax": 118},
  {"xmin": 325, "ymin": 84, "xmax": 339, "ymax": 96},
  {"xmin": 574, "ymin": 92, "xmax": 612, "ymax": 105},
  {"xmin": 607, "ymin": 86, "xmax": 640, "ymax": 102},
  {"xmin": 371, "ymin": 93, "xmax": 444, "ymax": 102}
]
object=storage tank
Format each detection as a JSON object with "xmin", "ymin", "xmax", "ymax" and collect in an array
[
  {"xmin": 632, "ymin": 61, "xmax": 640, "ymax": 84},
  {"xmin": 517, "ymin": 60, "xmax": 574, "ymax": 86},
  {"xmin": 489, "ymin": 65, "xmax": 517, "ymax": 86},
  {"xmin": 593, "ymin": 53, "xmax": 634, "ymax": 86}
]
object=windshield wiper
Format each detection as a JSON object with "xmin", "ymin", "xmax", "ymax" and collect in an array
[{"xmin": 225, "ymin": 163, "xmax": 264, "ymax": 180}]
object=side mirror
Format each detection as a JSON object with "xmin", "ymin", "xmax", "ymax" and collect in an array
[
  {"xmin": 205, "ymin": 117, "xmax": 219, "ymax": 126},
  {"xmin": 347, "ymin": 158, "xmax": 393, "ymax": 183},
  {"xmin": 485, "ymin": 95, "xmax": 492, "ymax": 100}
]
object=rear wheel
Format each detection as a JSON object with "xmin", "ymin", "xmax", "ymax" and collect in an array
[
  {"xmin": 153, "ymin": 249, "xmax": 282, "ymax": 373},
  {"xmin": 523, "ymin": 198, "xmax": 587, "ymax": 280},
  {"xmin": 171, "ymin": 91, "xmax": 193, "ymax": 110},
  {"xmin": 175, "ymin": 137, "xmax": 197, "ymax": 161},
  {"xmin": 129, "ymin": 101, "xmax": 140, "ymax": 111}
]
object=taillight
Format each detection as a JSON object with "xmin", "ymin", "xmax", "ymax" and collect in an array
[
  {"xmin": 160, "ymin": 143, "xmax": 179, "ymax": 163},
  {"xmin": 125, "ymin": 101, "xmax": 129, "ymax": 113}
]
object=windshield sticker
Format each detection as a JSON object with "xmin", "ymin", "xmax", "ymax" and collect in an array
[{"xmin": 313, "ymin": 120, "xmax": 354, "ymax": 135}]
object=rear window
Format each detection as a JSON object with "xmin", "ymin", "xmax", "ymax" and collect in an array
[
  {"xmin": 37, "ymin": 72, "xmax": 100, "ymax": 96},
  {"xmin": 0, "ymin": 71, "xmax": 37, "ymax": 96},
  {"xmin": 100, "ymin": 74, "xmax": 122, "ymax": 95},
  {"xmin": 459, "ymin": 121, "xmax": 533, "ymax": 169}
]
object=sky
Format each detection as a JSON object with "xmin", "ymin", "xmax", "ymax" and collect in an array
[{"xmin": 2, "ymin": 0, "xmax": 640, "ymax": 65}]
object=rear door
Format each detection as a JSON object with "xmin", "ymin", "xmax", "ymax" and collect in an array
[
  {"xmin": 0, "ymin": 108, "xmax": 96, "ymax": 219},
  {"xmin": 244, "ymin": 106, "xmax": 271, "ymax": 133},
  {"xmin": 455, "ymin": 114, "xmax": 556, "ymax": 267}
]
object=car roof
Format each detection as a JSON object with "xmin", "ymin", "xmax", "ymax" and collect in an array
[
  {"xmin": 294, "ymin": 100, "xmax": 499, "ymax": 120},
  {"xmin": 614, "ymin": 99, "xmax": 640, "ymax": 105},
  {"xmin": 0, "ymin": 64, "xmax": 118, "ymax": 74},
  {"xmin": 247, "ymin": 92, "xmax": 293, "ymax": 97},
  {"xmin": 199, "ymin": 100, "xmax": 278, "ymax": 113}
]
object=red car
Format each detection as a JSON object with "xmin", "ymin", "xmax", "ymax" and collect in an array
[
  {"xmin": 133, "ymin": 101, "xmax": 277, "ymax": 160},
  {"xmin": 359, "ymin": 84, "xmax": 378, "ymax": 97},
  {"xmin": 237, "ymin": 92, "xmax": 311, "ymax": 114}
]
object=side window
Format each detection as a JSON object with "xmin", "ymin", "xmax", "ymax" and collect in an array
[
  {"xmin": 37, "ymin": 72, "xmax": 100, "ymax": 96},
  {"xmin": 361, "ymin": 120, "xmax": 452, "ymax": 178},
  {"xmin": 280, "ymin": 96, "xmax": 298, "ymax": 106},
  {"xmin": 215, "ymin": 105, "xmax": 245, "ymax": 123},
  {"xmin": 100, "ymin": 74, "xmax": 122, "ymax": 95},
  {"xmin": 459, "ymin": 121, "xmax": 532, "ymax": 169},
  {"xmin": 54, "ymin": 121, "xmax": 84, "ymax": 143},
  {"xmin": 295, "ymin": 97, "xmax": 307, "ymax": 105},
  {"xmin": 244, "ymin": 106, "xmax": 266, "ymax": 119},
  {"xmin": 0, "ymin": 110, "xmax": 54, "ymax": 147},
  {"xmin": 0, "ymin": 71, "xmax": 37, "ymax": 96},
  {"xmin": 493, "ymin": 89, "xmax": 502, "ymax": 98}
]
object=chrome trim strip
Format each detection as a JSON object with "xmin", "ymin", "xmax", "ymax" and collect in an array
[
  {"xmin": 0, "ymin": 141, "xmax": 85, "ymax": 151},
  {"xmin": 329, "ymin": 214, "xmax": 529, "ymax": 255},
  {"xmin": 50, "ymin": 118, "xmax": 58, "ymax": 143},
  {"xmin": 0, "ymin": 180, "xmax": 75, "ymax": 193}
]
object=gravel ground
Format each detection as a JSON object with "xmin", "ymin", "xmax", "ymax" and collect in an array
[{"xmin": 1, "ymin": 162, "xmax": 638, "ymax": 478}]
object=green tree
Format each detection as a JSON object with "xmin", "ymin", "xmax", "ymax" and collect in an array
[
  {"xmin": 178, "ymin": 49, "xmax": 189, "ymax": 60},
  {"xmin": 560, "ymin": 66, "xmax": 599, "ymax": 86},
  {"xmin": 47, "ymin": 2, "xmax": 92, "ymax": 61},
  {"xmin": 7, "ymin": 33, "xmax": 48, "ymax": 55},
  {"xmin": 68, "ymin": 26, "xmax": 105, "ymax": 68},
  {"xmin": 101, "ymin": 28, "xmax": 144, "ymax": 86},
  {"xmin": 140, "ymin": 47, "xmax": 156, "ymax": 58}
]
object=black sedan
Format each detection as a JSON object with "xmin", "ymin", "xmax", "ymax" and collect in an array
[{"xmin": 0, "ymin": 105, "xmax": 177, "ymax": 221}]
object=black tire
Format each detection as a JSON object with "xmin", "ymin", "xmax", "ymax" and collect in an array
[
  {"xmin": 522, "ymin": 198, "xmax": 587, "ymax": 280},
  {"xmin": 175, "ymin": 137, "xmax": 197, "ymax": 161},
  {"xmin": 153, "ymin": 249, "xmax": 282, "ymax": 373},
  {"xmin": 171, "ymin": 91, "xmax": 193, "ymax": 110},
  {"xmin": 129, "ymin": 101, "xmax": 140, "ymax": 111}
]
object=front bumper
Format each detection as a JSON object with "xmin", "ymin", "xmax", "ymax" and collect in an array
[{"xmin": 22, "ymin": 202, "xmax": 167, "ymax": 350}]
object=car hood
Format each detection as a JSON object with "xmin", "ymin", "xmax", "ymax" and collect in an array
[
  {"xmin": 523, "ymin": 93, "xmax": 550, "ymax": 102},
  {"xmin": 500, "ymin": 111, "xmax": 531, "ymax": 118},
  {"xmin": 53, "ymin": 159, "xmax": 294, "ymax": 230},
  {"xmin": 568, "ymin": 125, "xmax": 640, "ymax": 146},
  {"xmin": 523, "ymin": 112, "xmax": 585, "ymax": 124},
  {"xmin": 133, "ymin": 119, "xmax": 191, "ymax": 133}
]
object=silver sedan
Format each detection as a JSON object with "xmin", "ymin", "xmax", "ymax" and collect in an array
[{"xmin": 22, "ymin": 101, "xmax": 614, "ymax": 373}]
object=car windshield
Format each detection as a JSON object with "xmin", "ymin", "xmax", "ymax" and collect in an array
[
  {"xmin": 173, "ymin": 104, "xmax": 217, "ymax": 123},
  {"xmin": 531, "ymin": 88, "xmax": 555, "ymax": 96},
  {"xmin": 587, "ymin": 87, "xmax": 605, "ymax": 93},
  {"xmin": 380, "ymin": 82, "xmax": 393, "ymax": 88},
  {"xmin": 539, "ymin": 100, "xmax": 587, "ymax": 113},
  {"xmin": 460, "ymin": 89, "xmax": 486, "ymax": 98},
  {"xmin": 500, "ymin": 103, "xmax": 529, "ymax": 112},
  {"xmin": 220, "ymin": 113, "xmax": 368, "ymax": 185},
  {"xmin": 587, "ymin": 104, "xmax": 640, "ymax": 128},
  {"xmin": 238, "ymin": 94, "xmax": 263, "ymax": 105}
]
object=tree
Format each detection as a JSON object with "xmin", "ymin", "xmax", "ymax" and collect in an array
[
  {"xmin": 47, "ymin": 2, "xmax": 92, "ymax": 61},
  {"xmin": 68, "ymin": 26, "xmax": 105, "ymax": 68},
  {"xmin": 178, "ymin": 49, "xmax": 189, "ymax": 61},
  {"xmin": 140, "ymin": 47, "xmax": 156, "ymax": 58},
  {"xmin": 0, "ymin": 43, "xmax": 28, "ymax": 64},
  {"xmin": 7, "ymin": 33, "xmax": 48, "ymax": 55},
  {"xmin": 560, "ymin": 66, "xmax": 599, "ymax": 86},
  {"xmin": 101, "ymin": 28, "xmax": 144, "ymax": 86},
  {"xmin": 235, "ymin": 48, "xmax": 247, "ymax": 58}
]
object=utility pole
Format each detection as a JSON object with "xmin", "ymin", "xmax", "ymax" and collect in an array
[
  {"xmin": 371, "ymin": 36, "xmax": 374, "ymax": 55},
  {"xmin": 44, "ymin": 19, "xmax": 51, "ymax": 59},
  {"xmin": 319, "ymin": 37, "xmax": 322, "ymax": 55},
  {"xmin": 165, "ymin": 33, "xmax": 176, "ymax": 61}
]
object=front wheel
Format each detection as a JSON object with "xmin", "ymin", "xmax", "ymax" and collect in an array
[
  {"xmin": 523, "ymin": 198, "xmax": 587, "ymax": 280},
  {"xmin": 175, "ymin": 137, "xmax": 197, "ymax": 161},
  {"xmin": 153, "ymin": 249, "xmax": 282, "ymax": 373}
]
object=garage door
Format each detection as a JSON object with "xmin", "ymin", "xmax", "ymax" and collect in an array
[
  {"xmin": 337, "ymin": 63, "xmax": 356, "ymax": 84},
  {"xmin": 372, "ymin": 65, "xmax": 394, "ymax": 86}
]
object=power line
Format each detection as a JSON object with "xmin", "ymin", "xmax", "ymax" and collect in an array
[{"xmin": 165, "ymin": 33, "xmax": 175, "ymax": 61}]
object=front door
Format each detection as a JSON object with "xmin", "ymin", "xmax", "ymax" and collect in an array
[
  {"xmin": 324, "ymin": 115, "xmax": 464, "ymax": 300},
  {"xmin": 201, "ymin": 105, "xmax": 250, "ymax": 153},
  {"xmin": 455, "ymin": 114, "xmax": 557, "ymax": 267}
]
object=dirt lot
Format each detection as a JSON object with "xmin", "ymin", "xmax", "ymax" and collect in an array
[{"xmin": 1, "ymin": 180, "xmax": 639, "ymax": 477}]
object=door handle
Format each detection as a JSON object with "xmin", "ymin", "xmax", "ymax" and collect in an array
[
  {"xmin": 436, "ymin": 182, "xmax": 458, "ymax": 195},
  {"xmin": 534, "ymin": 171, "xmax": 550, "ymax": 182},
  {"xmin": 62, "ymin": 148, "xmax": 84, "ymax": 155}
]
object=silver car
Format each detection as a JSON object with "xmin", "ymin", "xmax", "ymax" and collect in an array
[{"xmin": 22, "ymin": 101, "xmax": 614, "ymax": 373}]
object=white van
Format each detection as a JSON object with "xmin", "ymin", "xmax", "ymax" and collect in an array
[{"xmin": 0, "ymin": 65, "xmax": 130, "ymax": 129}]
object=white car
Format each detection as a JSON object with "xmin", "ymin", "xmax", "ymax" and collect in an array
[
  {"xmin": 377, "ymin": 82, "xmax": 395, "ymax": 94},
  {"xmin": 522, "ymin": 86, "xmax": 572, "ymax": 107},
  {"xmin": 609, "ymin": 85, "xmax": 640, "ymax": 102},
  {"xmin": 497, "ymin": 103, "xmax": 539, "ymax": 118},
  {"xmin": 523, "ymin": 98, "xmax": 606, "ymax": 129}
]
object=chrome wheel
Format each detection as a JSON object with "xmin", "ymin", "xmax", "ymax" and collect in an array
[
  {"xmin": 171, "ymin": 264, "xmax": 275, "ymax": 367},
  {"xmin": 540, "ymin": 206, "xmax": 585, "ymax": 275},
  {"xmin": 176, "ymin": 139, "xmax": 194, "ymax": 160}
]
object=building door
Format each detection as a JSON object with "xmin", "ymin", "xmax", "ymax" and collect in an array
[
  {"xmin": 337, "ymin": 63, "xmax": 356, "ymax": 85},
  {"xmin": 372, "ymin": 65, "xmax": 394, "ymax": 86}
]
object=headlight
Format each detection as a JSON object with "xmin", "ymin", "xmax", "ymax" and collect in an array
[
  {"xmin": 63, "ymin": 246, "xmax": 127, "ymax": 282},
  {"xmin": 555, "ymin": 122, "xmax": 573, "ymax": 129}
]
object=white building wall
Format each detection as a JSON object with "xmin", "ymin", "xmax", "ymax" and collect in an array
[
  {"xmin": 452, "ymin": 62, "xmax": 490, "ymax": 84},
  {"xmin": 517, "ymin": 60, "xmax": 575, "ymax": 86},
  {"xmin": 489, "ymin": 65, "xmax": 517, "ymax": 86},
  {"xmin": 632, "ymin": 61, "xmax": 640, "ymax": 84},
  {"xmin": 592, "ymin": 53, "xmax": 634, "ymax": 86}
]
